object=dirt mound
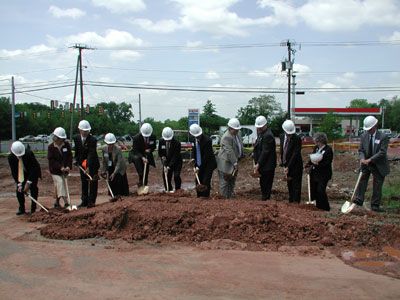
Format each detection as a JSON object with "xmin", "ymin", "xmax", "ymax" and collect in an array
[{"xmin": 31, "ymin": 195, "xmax": 400, "ymax": 251}]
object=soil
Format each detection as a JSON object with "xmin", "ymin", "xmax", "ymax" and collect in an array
[{"xmin": 1, "ymin": 148, "xmax": 400, "ymax": 289}]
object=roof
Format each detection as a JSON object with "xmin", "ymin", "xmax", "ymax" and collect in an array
[{"xmin": 294, "ymin": 107, "xmax": 381, "ymax": 116}]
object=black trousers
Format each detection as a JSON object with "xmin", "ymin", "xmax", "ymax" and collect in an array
[
  {"xmin": 287, "ymin": 172, "xmax": 302, "ymax": 203},
  {"xmin": 16, "ymin": 180, "xmax": 38, "ymax": 212},
  {"xmin": 355, "ymin": 166, "xmax": 385, "ymax": 209},
  {"xmin": 80, "ymin": 169, "xmax": 98, "ymax": 206},
  {"xmin": 310, "ymin": 177, "xmax": 330, "ymax": 211},
  {"xmin": 162, "ymin": 162, "xmax": 182, "ymax": 191},
  {"xmin": 259, "ymin": 169, "xmax": 275, "ymax": 200},
  {"xmin": 196, "ymin": 167, "xmax": 213, "ymax": 198},
  {"xmin": 133, "ymin": 157, "xmax": 150, "ymax": 186}
]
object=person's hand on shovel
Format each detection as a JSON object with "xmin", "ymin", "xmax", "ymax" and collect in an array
[
  {"xmin": 142, "ymin": 157, "xmax": 148, "ymax": 164},
  {"xmin": 109, "ymin": 173, "xmax": 115, "ymax": 181},
  {"xmin": 23, "ymin": 182, "xmax": 31, "ymax": 193}
]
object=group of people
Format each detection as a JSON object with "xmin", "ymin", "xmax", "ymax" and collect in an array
[{"xmin": 8, "ymin": 115, "xmax": 389, "ymax": 215}]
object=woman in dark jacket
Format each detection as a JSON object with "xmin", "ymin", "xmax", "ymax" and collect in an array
[
  {"xmin": 48, "ymin": 127, "xmax": 73, "ymax": 208},
  {"xmin": 305, "ymin": 132, "xmax": 333, "ymax": 211}
]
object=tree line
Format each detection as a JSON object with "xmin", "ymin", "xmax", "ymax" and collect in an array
[{"xmin": 0, "ymin": 95, "xmax": 399, "ymax": 141}]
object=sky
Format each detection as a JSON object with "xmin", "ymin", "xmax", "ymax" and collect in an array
[{"xmin": 0, "ymin": 0, "xmax": 399, "ymax": 122}]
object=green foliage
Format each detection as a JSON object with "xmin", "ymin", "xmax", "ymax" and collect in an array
[
  {"xmin": 0, "ymin": 97, "xmax": 11, "ymax": 139},
  {"xmin": 317, "ymin": 111, "xmax": 342, "ymax": 140},
  {"xmin": 202, "ymin": 99, "xmax": 216, "ymax": 116},
  {"xmin": 236, "ymin": 95, "xmax": 282, "ymax": 125},
  {"xmin": 379, "ymin": 96, "xmax": 400, "ymax": 132},
  {"xmin": 200, "ymin": 99, "xmax": 228, "ymax": 135},
  {"xmin": 348, "ymin": 99, "xmax": 378, "ymax": 108},
  {"xmin": 269, "ymin": 112, "xmax": 288, "ymax": 136}
]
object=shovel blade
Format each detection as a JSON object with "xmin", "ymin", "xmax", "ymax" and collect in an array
[
  {"xmin": 341, "ymin": 201, "xmax": 356, "ymax": 214},
  {"xmin": 138, "ymin": 185, "xmax": 149, "ymax": 195}
]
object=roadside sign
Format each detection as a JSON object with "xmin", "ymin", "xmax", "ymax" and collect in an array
[{"xmin": 188, "ymin": 108, "xmax": 200, "ymax": 127}]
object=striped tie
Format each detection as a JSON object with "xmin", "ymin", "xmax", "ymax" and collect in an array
[{"xmin": 18, "ymin": 159, "xmax": 24, "ymax": 183}]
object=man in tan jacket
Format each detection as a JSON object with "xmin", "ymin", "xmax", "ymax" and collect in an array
[{"xmin": 217, "ymin": 118, "xmax": 244, "ymax": 198}]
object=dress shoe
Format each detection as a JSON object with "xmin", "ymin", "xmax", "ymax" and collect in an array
[
  {"xmin": 371, "ymin": 207, "xmax": 384, "ymax": 213},
  {"xmin": 87, "ymin": 203, "xmax": 95, "ymax": 208},
  {"xmin": 353, "ymin": 199, "xmax": 363, "ymax": 206},
  {"xmin": 16, "ymin": 210, "xmax": 25, "ymax": 216},
  {"xmin": 78, "ymin": 203, "xmax": 87, "ymax": 208}
]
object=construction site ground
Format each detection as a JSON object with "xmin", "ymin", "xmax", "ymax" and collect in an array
[{"xmin": 1, "ymin": 148, "xmax": 400, "ymax": 299}]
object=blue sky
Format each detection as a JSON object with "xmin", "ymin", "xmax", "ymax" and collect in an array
[{"xmin": 1, "ymin": 0, "xmax": 399, "ymax": 121}]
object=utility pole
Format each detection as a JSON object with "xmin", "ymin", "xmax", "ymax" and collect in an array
[
  {"xmin": 69, "ymin": 44, "xmax": 94, "ymax": 139},
  {"xmin": 11, "ymin": 76, "xmax": 16, "ymax": 141},
  {"xmin": 382, "ymin": 105, "xmax": 385, "ymax": 129},
  {"xmin": 281, "ymin": 40, "xmax": 296, "ymax": 119},
  {"xmin": 292, "ymin": 74, "xmax": 296, "ymax": 122},
  {"xmin": 138, "ymin": 93, "xmax": 142, "ymax": 127}
]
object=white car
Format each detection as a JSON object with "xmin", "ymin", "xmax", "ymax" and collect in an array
[{"xmin": 34, "ymin": 134, "xmax": 49, "ymax": 142}]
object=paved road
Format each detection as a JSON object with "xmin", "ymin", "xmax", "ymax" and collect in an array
[{"xmin": 0, "ymin": 196, "xmax": 399, "ymax": 300}]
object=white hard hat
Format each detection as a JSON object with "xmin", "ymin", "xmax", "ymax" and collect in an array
[
  {"xmin": 53, "ymin": 127, "xmax": 67, "ymax": 139},
  {"xmin": 140, "ymin": 123, "xmax": 153, "ymax": 137},
  {"xmin": 162, "ymin": 127, "xmax": 174, "ymax": 141},
  {"xmin": 78, "ymin": 120, "xmax": 91, "ymax": 131},
  {"xmin": 363, "ymin": 116, "xmax": 378, "ymax": 131},
  {"xmin": 11, "ymin": 141, "xmax": 25, "ymax": 157},
  {"xmin": 282, "ymin": 120, "xmax": 295, "ymax": 134},
  {"xmin": 255, "ymin": 116, "xmax": 267, "ymax": 128},
  {"xmin": 104, "ymin": 133, "xmax": 116, "ymax": 144},
  {"xmin": 310, "ymin": 153, "xmax": 323, "ymax": 164},
  {"xmin": 189, "ymin": 124, "xmax": 202, "ymax": 137},
  {"xmin": 228, "ymin": 118, "xmax": 241, "ymax": 130}
]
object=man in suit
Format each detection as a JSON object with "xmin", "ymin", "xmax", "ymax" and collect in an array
[
  {"xmin": 158, "ymin": 127, "xmax": 183, "ymax": 192},
  {"xmin": 253, "ymin": 115, "xmax": 277, "ymax": 200},
  {"xmin": 129, "ymin": 123, "xmax": 156, "ymax": 188},
  {"xmin": 8, "ymin": 141, "xmax": 41, "ymax": 215},
  {"xmin": 190, "ymin": 123, "xmax": 217, "ymax": 197},
  {"xmin": 217, "ymin": 118, "xmax": 244, "ymax": 198},
  {"xmin": 73, "ymin": 120, "xmax": 100, "ymax": 208},
  {"xmin": 280, "ymin": 120, "xmax": 303, "ymax": 203},
  {"xmin": 305, "ymin": 132, "xmax": 333, "ymax": 211},
  {"xmin": 354, "ymin": 115, "xmax": 390, "ymax": 212}
]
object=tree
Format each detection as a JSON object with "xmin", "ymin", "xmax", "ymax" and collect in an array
[
  {"xmin": 236, "ymin": 95, "xmax": 282, "ymax": 125},
  {"xmin": 348, "ymin": 99, "xmax": 378, "ymax": 108},
  {"xmin": 202, "ymin": 99, "xmax": 216, "ymax": 116},
  {"xmin": 317, "ymin": 112, "xmax": 342, "ymax": 140},
  {"xmin": 0, "ymin": 97, "xmax": 11, "ymax": 139}
]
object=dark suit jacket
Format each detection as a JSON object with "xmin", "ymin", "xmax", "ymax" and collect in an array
[
  {"xmin": 129, "ymin": 133, "xmax": 156, "ymax": 167},
  {"xmin": 8, "ymin": 149, "xmax": 42, "ymax": 184},
  {"xmin": 73, "ymin": 134, "xmax": 100, "ymax": 173},
  {"xmin": 358, "ymin": 131, "xmax": 390, "ymax": 177},
  {"xmin": 306, "ymin": 145, "xmax": 333, "ymax": 182},
  {"xmin": 253, "ymin": 128, "xmax": 277, "ymax": 173},
  {"xmin": 158, "ymin": 138, "xmax": 182, "ymax": 168},
  {"xmin": 191, "ymin": 134, "xmax": 217, "ymax": 172},
  {"xmin": 48, "ymin": 141, "xmax": 73, "ymax": 175},
  {"xmin": 279, "ymin": 133, "xmax": 303, "ymax": 177}
]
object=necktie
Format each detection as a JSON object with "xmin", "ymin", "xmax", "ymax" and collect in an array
[
  {"xmin": 368, "ymin": 134, "xmax": 374, "ymax": 158},
  {"xmin": 166, "ymin": 141, "xmax": 170, "ymax": 157},
  {"xmin": 283, "ymin": 137, "xmax": 289, "ymax": 164},
  {"xmin": 196, "ymin": 140, "xmax": 202, "ymax": 167},
  {"xmin": 18, "ymin": 159, "xmax": 24, "ymax": 182},
  {"xmin": 235, "ymin": 135, "xmax": 242, "ymax": 157}
]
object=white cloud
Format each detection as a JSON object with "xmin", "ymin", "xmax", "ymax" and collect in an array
[
  {"xmin": 205, "ymin": 71, "xmax": 220, "ymax": 79},
  {"xmin": 0, "ymin": 74, "xmax": 28, "ymax": 84},
  {"xmin": 110, "ymin": 50, "xmax": 141, "ymax": 61},
  {"xmin": 335, "ymin": 72, "xmax": 356, "ymax": 84},
  {"xmin": 320, "ymin": 82, "xmax": 340, "ymax": 90},
  {"xmin": 298, "ymin": 0, "xmax": 400, "ymax": 32},
  {"xmin": 0, "ymin": 44, "xmax": 57, "ymax": 59},
  {"xmin": 381, "ymin": 31, "xmax": 400, "ymax": 42},
  {"xmin": 130, "ymin": 18, "xmax": 181, "ymax": 33},
  {"xmin": 91, "ymin": 0, "xmax": 145, "ymax": 13},
  {"xmin": 48, "ymin": 6, "xmax": 86, "ymax": 19},
  {"xmin": 48, "ymin": 29, "xmax": 144, "ymax": 49},
  {"xmin": 184, "ymin": 41, "xmax": 219, "ymax": 53},
  {"xmin": 249, "ymin": 63, "xmax": 310, "ymax": 78}
]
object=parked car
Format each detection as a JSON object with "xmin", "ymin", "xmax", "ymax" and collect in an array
[
  {"xmin": 34, "ymin": 134, "xmax": 49, "ymax": 142},
  {"xmin": 19, "ymin": 135, "xmax": 35, "ymax": 142}
]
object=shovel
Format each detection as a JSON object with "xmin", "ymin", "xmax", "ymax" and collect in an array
[
  {"xmin": 137, "ymin": 161, "xmax": 149, "ymax": 195},
  {"xmin": 341, "ymin": 171, "xmax": 363, "ymax": 214},
  {"xmin": 62, "ymin": 175, "xmax": 77, "ymax": 211},
  {"xmin": 25, "ymin": 193, "xmax": 49, "ymax": 213},
  {"xmin": 305, "ymin": 174, "xmax": 316, "ymax": 205},
  {"xmin": 78, "ymin": 165, "xmax": 93, "ymax": 181},
  {"xmin": 106, "ymin": 174, "xmax": 119, "ymax": 202},
  {"xmin": 194, "ymin": 167, "xmax": 208, "ymax": 193}
]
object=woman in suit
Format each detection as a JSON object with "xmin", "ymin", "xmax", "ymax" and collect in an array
[
  {"xmin": 305, "ymin": 132, "xmax": 333, "ymax": 211},
  {"xmin": 101, "ymin": 133, "xmax": 129, "ymax": 197},
  {"xmin": 48, "ymin": 127, "xmax": 73, "ymax": 208}
]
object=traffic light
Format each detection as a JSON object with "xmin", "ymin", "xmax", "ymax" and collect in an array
[
  {"xmin": 85, "ymin": 104, "xmax": 90, "ymax": 114},
  {"xmin": 47, "ymin": 112, "xmax": 51, "ymax": 119}
]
